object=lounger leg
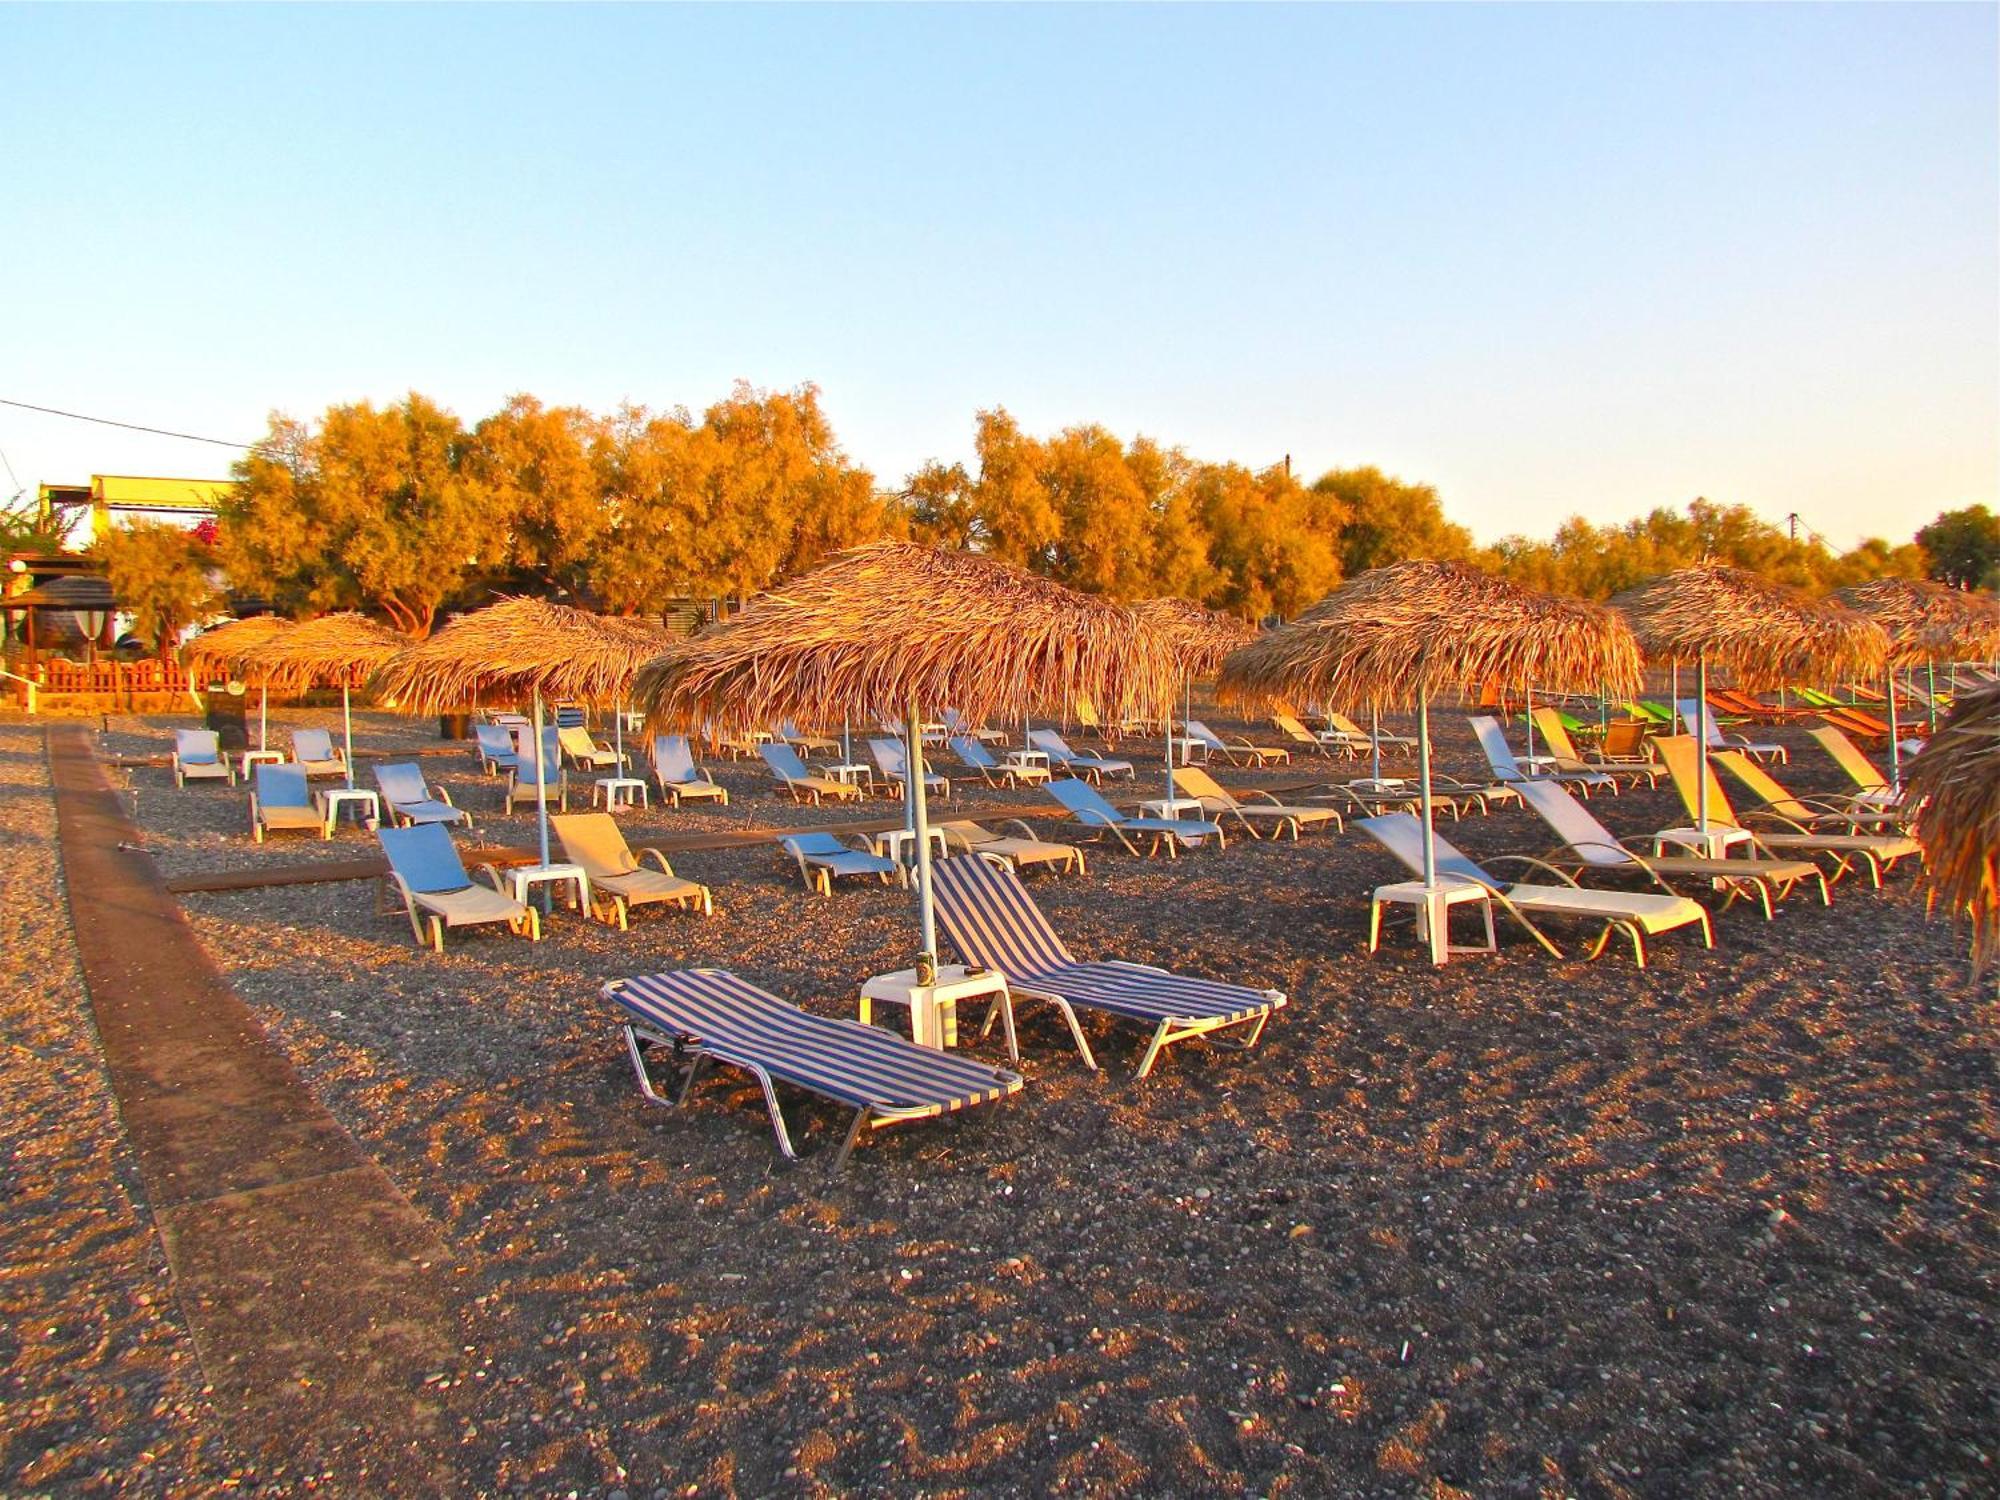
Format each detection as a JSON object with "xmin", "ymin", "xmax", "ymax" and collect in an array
[
  {"xmin": 829, "ymin": 1108, "xmax": 871, "ymax": 1174},
  {"xmin": 1697, "ymin": 911, "xmax": 1715, "ymax": 948},
  {"xmin": 429, "ymin": 916, "xmax": 445, "ymax": 953},
  {"xmin": 751, "ymin": 1067, "xmax": 799, "ymax": 1161},
  {"xmin": 1048, "ymin": 999, "xmax": 1097, "ymax": 1071},
  {"xmin": 1133, "ymin": 1022, "xmax": 1173, "ymax": 1080},
  {"xmin": 1368, "ymin": 898, "xmax": 1384, "ymax": 954}
]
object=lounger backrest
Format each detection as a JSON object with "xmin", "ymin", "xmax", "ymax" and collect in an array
[
  {"xmin": 1170, "ymin": 765, "xmax": 1234, "ymax": 806},
  {"xmin": 1806, "ymin": 725, "xmax": 1888, "ymax": 793},
  {"xmin": 951, "ymin": 736, "xmax": 996, "ymax": 770},
  {"xmin": 1468, "ymin": 716, "xmax": 1524, "ymax": 779},
  {"xmin": 174, "ymin": 728, "xmax": 222, "ymax": 763},
  {"xmin": 1675, "ymin": 700, "xmax": 1725, "ymax": 746},
  {"xmin": 558, "ymin": 726, "xmax": 599, "ymax": 758},
  {"xmin": 474, "ymin": 723, "xmax": 516, "ymax": 760},
  {"xmin": 930, "ymin": 854, "xmax": 1075, "ymax": 977},
  {"xmin": 868, "ymin": 738, "xmax": 906, "ymax": 775},
  {"xmin": 1182, "ymin": 720, "xmax": 1225, "ymax": 750},
  {"xmin": 292, "ymin": 729, "xmax": 336, "ymax": 763},
  {"xmin": 553, "ymin": 812, "xmax": 639, "ymax": 877},
  {"xmin": 514, "ymin": 747, "xmax": 562, "ymax": 787},
  {"xmin": 1029, "ymin": 729, "xmax": 1075, "ymax": 760},
  {"xmin": 651, "ymin": 735, "xmax": 700, "ymax": 785},
  {"xmin": 554, "ymin": 704, "xmax": 586, "ymax": 728},
  {"xmin": 1529, "ymin": 708, "xmax": 1581, "ymax": 762},
  {"xmin": 1271, "ymin": 713, "xmax": 1313, "ymax": 741},
  {"xmin": 1326, "ymin": 712, "xmax": 1365, "ymax": 738},
  {"xmin": 1602, "ymin": 721, "xmax": 1648, "ymax": 758},
  {"xmin": 761, "ymin": 743, "xmax": 811, "ymax": 780},
  {"xmin": 1712, "ymin": 751, "xmax": 1808, "ymax": 817},
  {"xmin": 782, "ymin": 832, "xmax": 848, "ymax": 859},
  {"xmin": 1045, "ymin": 777, "xmax": 1119, "ymax": 825},
  {"xmin": 378, "ymin": 822, "xmax": 470, "ymax": 894},
  {"xmin": 1651, "ymin": 735, "xmax": 1742, "ymax": 828},
  {"xmin": 1073, "ymin": 696, "xmax": 1101, "ymax": 729},
  {"xmin": 254, "ymin": 762, "xmax": 312, "ymax": 808},
  {"xmin": 373, "ymin": 762, "xmax": 429, "ymax": 806},
  {"xmin": 1513, "ymin": 780, "xmax": 1633, "ymax": 868},
  {"xmin": 1354, "ymin": 813, "xmax": 1492, "ymax": 886}
]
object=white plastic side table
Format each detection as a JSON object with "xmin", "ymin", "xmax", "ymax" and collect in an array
[
  {"xmin": 868, "ymin": 826, "xmax": 950, "ymax": 880},
  {"xmin": 1369, "ymin": 879, "xmax": 1497, "ymax": 966},
  {"xmin": 823, "ymin": 762, "xmax": 875, "ymax": 788},
  {"xmin": 506, "ymin": 862, "xmax": 591, "ymax": 917},
  {"xmin": 239, "ymin": 748, "xmax": 286, "ymax": 779},
  {"xmin": 591, "ymin": 776, "xmax": 649, "ymax": 811},
  {"xmin": 1651, "ymin": 825, "xmax": 1753, "ymax": 859},
  {"xmin": 315, "ymin": 787, "xmax": 381, "ymax": 836},
  {"xmin": 1140, "ymin": 797, "xmax": 1207, "ymax": 820},
  {"xmin": 858, "ymin": 964, "xmax": 1016, "ymax": 1059}
]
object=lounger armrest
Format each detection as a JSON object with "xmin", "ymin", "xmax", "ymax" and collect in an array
[
  {"xmin": 1482, "ymin": 853, "xmax": 1585, "ymax": 889},
  {"xmin": 471, "ymin": 861, "xmax": 508, "ymax": 894},
  {"xmin": 639, "ymin": 848, "xmax": 677, "ymax": 876},
  {"xmin": 433, "ymin": 785, "xmax": 455, "ymax": 807},
  {"xmin": 1739, "ymin": 808, "xmax": 1815, "ymax": 835},
  {"xmin": 1236, "ymin": 789, "xmax": 1285, "ymax": 808},
  {"xmin": 996, "ymin": 818, "xmax": 1043, "ymax": 842}
]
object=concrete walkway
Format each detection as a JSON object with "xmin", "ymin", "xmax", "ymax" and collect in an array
[{"xmin": 47, "ymin": 725, "xmax": 464, "ymax": 1489}]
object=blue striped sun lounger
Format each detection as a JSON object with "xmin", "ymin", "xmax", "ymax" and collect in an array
[
  {"xmin": 603, "ymin": 968, "xmax": 1024, "ymax": 1170},
  {"xmin": 930, "ymin": 854, "xmax": 1285, "ymax": 1078}
]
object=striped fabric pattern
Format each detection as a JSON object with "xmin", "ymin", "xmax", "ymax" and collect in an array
[
  {"xmin": 930, "ymin": 856, "xmax": 1281, "ymax": 1025},
  {"xmin": 611, "ymin": 969, "xmax": 1022, "ymax": 1116}
]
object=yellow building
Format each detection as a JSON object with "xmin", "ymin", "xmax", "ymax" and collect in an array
[{"xmin": 38, "ymin": 474, "xmax": 235, "ymax": 547}]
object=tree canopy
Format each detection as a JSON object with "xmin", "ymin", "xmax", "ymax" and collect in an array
[
  {"xmin": 92, "ymin": 520, "xmax": 222, "ymax": 658},
  {"xmin": 206, "ymin": 383, "xmax": 1984, "ymax": 630}
]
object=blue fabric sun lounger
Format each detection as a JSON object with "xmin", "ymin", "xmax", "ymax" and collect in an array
[{"xmin": 1045, "ymin": 777, "xmax": 1223, "ymax": 858}]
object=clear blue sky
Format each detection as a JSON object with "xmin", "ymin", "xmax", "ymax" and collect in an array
[{"xmin": 4, "ymin": 2, "xmax": 1994, "ymax": 548}]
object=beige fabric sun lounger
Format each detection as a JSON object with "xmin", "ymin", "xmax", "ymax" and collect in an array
[
  {"xmin": 554, "ymin": 812, "xmax": 713, "ymax": 929},
  {"xmin": 939, "ymin": 819, "xmax": 1086, "ymax": 876},
  {"xmin": 1171, "ymin": 765, "xmax": 1343, "ymax": 841},
  {"xmin": 1654, "ymin": 736, "xmax": 1919, "ymax": 889},
  {"xmin": 1358, "ymin": 813, "xmax": 1712, "ymax": 968}
]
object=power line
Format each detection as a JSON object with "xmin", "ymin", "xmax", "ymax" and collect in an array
[{"xmin": 0, "ymin": 397, "xmax": 273, "ymax": 454}]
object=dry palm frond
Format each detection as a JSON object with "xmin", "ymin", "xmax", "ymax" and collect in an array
[
  {"xmin": 1832, "ymin": 578, "xmax": 2000, "ymax": 667},
  {"xmin": 1130, "ymin": 597, "xmax": 1257, "ymax": 676},
  {"xmin": 376, "ymin": 597, "xmax": 675, "ymax": 710},
  {"xmin": 1216, "ymin": 560, "xmax": 1640, "ymax": 710},
  {"xmin": 180, "ymin": 615, "xmax": 294, "ymax": 677},
  {"xmin": 1906, "ymin": 684, "xmax": 2000, "ymax": 971},
  {"xmin": 242, "ymin": 611, "xmax": 407, "ymax": 693},
  {"xmin": 632, "ymin": 542, "xmax": 1179, "ymax": 731},
  {"xmin": 1608, "ymin": 564, "xmax": 1886, "ymax": 691}
]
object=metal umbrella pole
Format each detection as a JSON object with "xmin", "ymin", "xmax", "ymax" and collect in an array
[
  {"xmin": 908, "ymin": 697, "xmax": 939, "ymax": 985},
  {"xmin": 1886, "ymin": 667, "xmax": 1903, "ymax": 790},
  {"xmin": 341, "ymin": 681, "xmax": 356, "ymax": 789},
  {"xmin": 1370, "ymin": 701, "xmax": 1383, "ymax": 784},
  {"xmin": 1523, "ymin": 679, "xmax": 1535, "ymax": 761}
]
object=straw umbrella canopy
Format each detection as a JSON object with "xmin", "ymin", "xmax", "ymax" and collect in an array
[
  {"xmin": 1219, "ymin": 560, "xmax": 1640, "ymax": 913},
  {"xmin": 1608, "ymin": 565, "xmax": 1887, "ymax": 840},
  {"xmin": 633, "ymin": 542, "xmax": 1180, "ymax": 979},
  {"xmin": 241, "ymin": 612, "xmax": 407, "ymax": 787},
  {"xmin": 377, "ymin": 597, "xmax": 677, "ymax": 871},
  {"xmin": 1904, "ymin": 683, "xmax": 2000, "ymax": 974},
  {"xmin": 1832, "ymin": 578, "xmax": 2000, "ymax": 753},
  {"xmin": 1130, "ymin": 596, "xmax": 1258, "ymax": 802},
  {"xmin": 183, "ymin": 615, "xmax": 295, "ymax": 752}
]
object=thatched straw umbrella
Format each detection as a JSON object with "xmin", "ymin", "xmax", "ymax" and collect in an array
[
  {"xmin": 1219, "ymin": 561, "xmax": 1640, "ymax": 933},
  {"xmin": 242, "ymin": 612, "xmax": 407, "ymax": 788},
  {"xmin": 1833, "ymin": 579, "xmax": 2000, "ymax": 764},
  {"xmin": 633, "ymin": 542, "xmax": 1179, "ymax": 979},
  {"xmin": 377, "ymin": 597, "xmax": 675, "ymax": 873},
  {"xmin": 183, "ymin": 615, "xmax": 294, "ymax": 752},
  {"xmin": 1609, "ymin": 565, "xmax": 1886, "ymax": 843},
  {"xmin": 1904, "ymin": 683, "xmax": 2000, "ymax": 975},
  {"xmin": 1131, "ymin": 597, "xmax": 1257, "ymax": 806}
]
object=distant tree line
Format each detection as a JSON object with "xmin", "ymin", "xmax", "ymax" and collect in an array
[{"xmin": 68, "ymin": 383, "xmax": 1982, "ymax": 649}]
